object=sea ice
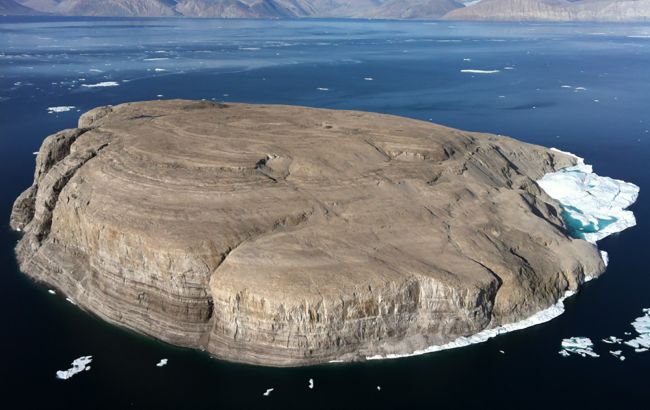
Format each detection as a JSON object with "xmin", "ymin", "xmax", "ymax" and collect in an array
[
  {"xmin": 65, "ymin": 297, "xmax": 76, "ymax": 305},
  {"xmin": 47, "ymin": 106, "xmax": 75, "ymax": 113},
  {"xmin": 48, "ymin": 289, "xmax": 56, "ymax": 295},
  {"xmin": 460, "ymin": 69, "xmax": 500, "ymax": 74},
  {"xmin": 559, "ymin": 337, "xmax": 599, "ymax": 358},
  {"xmin": 81, "ymin": 82, "xmax": 119, "ymax": 88},
  {"xmin": 154, "ymin": 68, "xmax": 166, "ymax": 72},
  {"xmin": 537, "ymin": 151, "xmax": 639, "ymax": 244},
  {"xmin": 316, "ymin": 87, "xmax": 329, "ymax": 91},
  {"xmin": 308, "ymin": 378, "xmax": 314, "ymax": 389},
  {"xmin": 263, "ymin": 388, "xmax": 274, "ymax": 396},
  {"xmin": 602, "ymin": 336, "xmax": 622, "ymax": 344},
  {"xmin": 364, "ymin": 77, "xmax": 374, "ymax": 81},
  {"xmin": 156, "ymin": 358, "xmax": 168, "ymax": 367},
  {"xmin": 624, "ymin": 308, "xmax": 650, "ymax": 350},
  {"xmin": 56, "ymin": 356, "xmax": 92, "ymax": 380}
]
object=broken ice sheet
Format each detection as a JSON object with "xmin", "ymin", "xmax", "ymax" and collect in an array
[
  {"xmin": 559, "ymin": 337, "xmax": 599, "ymax": 358},
  {"xmin": 624, "ymin": 308, "xmax": 650, "ymax": 351},
  {"xmin": 56, "ymin": 356, "xmax": 92, "ymax": 380}
]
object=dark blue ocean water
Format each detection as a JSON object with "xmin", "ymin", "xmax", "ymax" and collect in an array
[{"xmin": 1, "ymin": 17, "xmax": 649, "ymax": 409}]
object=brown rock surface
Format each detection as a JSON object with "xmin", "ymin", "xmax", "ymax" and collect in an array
[{"xmin": 11, "ymin": 100, "xmax": 604, "ymax": 366}]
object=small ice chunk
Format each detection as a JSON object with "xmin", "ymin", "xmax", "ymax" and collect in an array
[
  {"xmin": 157, "ymin": 94, "xmax": 164, "ymax": 98},
  {"xmin": 602, "ymin": 336, "xmax": 622, "ymax": 344},
  {"xmin": 308, "ymin": 378, "xmax": 314, "ymax": 389},
  {"xmin": 66, "ymin": 297, "xmax": 76, "ymax": 305},
  {"xmin": 503, "ymin": 66, "xmax": 515, "ymax": 70},
  {"xmin": 377, "ymin": 386, "xmax": 381, "ymax": 391},
  {"xmin": 316, "ymin": 87, "xmax": 329, "ymax": 91},
  {"xmin": 561, "ymin": 85, "xmax": 572, "ymax": 88},
  {"xmin": 144, "ymin": 57, "xmax": 169, "ymax": 61},
  {"xmin": 609, "ymin": 350, "xmax": 622, "ymax": 356},
  {"xmin": 559, "ymin": 337, "xmax": 599, "ymax": 357},
  {"xmin": 600, "ymin": 251, "xmax": 609, "ymax": 266},
  {"xmin": 81, "ymin": 82, "xmax": 119, "ymax": 88},
  {"xmin": 364, "ymin": 77, "xmax": 374, "ymax": 81},
  {"xmin": 47, "ymin": 106, "xmax": 75, "ymax": 113},
  {"xmin": 56, "ymin": 356, "xmax": 92, "ymax": 380},
  {"xmin": 460, "ymin": 69, "xmax": 500, "ymax": 74},
  {"xmin": 263, "ymin": 388, "xmax": 274, "ymax": 396},
  {"xmin": 574, "ymin": 87, "xmax": 587, "ymax": 91},
  {"xmin": 48, "ymin": 289, "xmax": 56, "ymax": 295},
  {"xmin": 88, "ymin": 68, "xmax": 103, "ymax": 73},
  {"xmin": 156, "ymin": 358, "xmax": 168, "ymax": 367},
  {"xmin": 635, "ymin": 348, "xmax": 648, "ymax": 353},
  {"xmin": 154, "ymin": 68, "xmax": 166, "ymax": 72},
  {"xmin": 463, "ymin": 58, "xmax": 471, "ymax": 61},
  {"xmin": 499, "ymin": 350, "xmax": 505, "ymax": 354},
  {"xmin": 33, "ymin": 152, "xmax": 38, "ymax": 155}
]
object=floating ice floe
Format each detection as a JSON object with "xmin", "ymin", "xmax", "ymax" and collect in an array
[
  {"xmin": 48, "ymin": 289, "xmax": 56, "ymax": 295},
  {"xmin": 66, "ymin": 297, "xmax": 76, "ymax": 305},
  {"xmin": 377, "ymin": 386, "xmax": 382, "ymax": 391},
  {"xmin": 81, "ymin": 82, "xmax": 119, "ymax": 88},
  {"xmin": 538, "ymin": 150, "xmax": 639, "ymax": 244},
  {"xmin": 144, "ymin": 57, "xmax": 169, "ymax": 61},
  {"xmin": 561, "ymin": 85, "xmax": 572, "ymax": 88},
  {"xmin": 154, "ymin": 68, "xmax": 166, "ymax": 72},
  {"xmin": 602, "ymin": 336, "xmax": 622, "ymax": 344},
  {"xmin": 609, "ymin": 350, "xmax": 625, "ymax": 361},
  {"xmin": 460, "ymin": 69, "xmax": 500, "ymax": 74},
  {"xmin": 364, "ymin": 77, "xmax": 374, "ymax": 81},
  {"xmin": 365, "ymin": 291, "xmax": 575, "ymax": 360},
  {"xmin": 559, "ymin": 337, "xmax": 599, "ymax": 358},
  {"xmin": 503, "ymin": 66, "xmax": 515, "ymax": 70},
  {"xmin": 574, "ymin": 87, "xmax": 587, "ymax": 91},
  {"xmin": 47, "ymin": 106, "xmax": 75, "ymax": 113},
  {"xmin": 156, "ymin": 358, "xmax": 168, "ymax": 367},
  {"xmin": 263, "ymin": 388, "xmax": 274, "ymax": 396},
  {"xmin": 624, "ymin": 308, "xmax": 650, "ymax": 351},
  {"xmin": 56, "ymin": 356, "xmax": 92, "ymax": 380},
  {"xmin": 316, "ymin": 87, "xmax": 329, "ymax": 91},
  {"xmin": 308, "ymin": 378, "xmax": 314, "ymax": 389}
]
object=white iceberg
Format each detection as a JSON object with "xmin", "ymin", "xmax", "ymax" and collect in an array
[
  {"xmin": 308, "ymin": 378, "xmax": 314, "ymax": 389},
  {"xmin": 81, "ymin": 82, "xmax": 119, "ymax": 88},
  {"xmin": 538, "ymin": 150, "xmax": 639, "ymax": 244},
  {"xmin": 156, "ymin": 358, "xmax": 168, "ymax": 367},
  {"xmin": 47, "ymin": 106, "xmax": 75, "ymax": 113},
  {"xmin": 263, "ymin": 388, "xmax": 274, "ymax": 396},
  {"xmin": 559, "ymin": 337, "xmax": 599, "ymax": 358},
  {"xmin": 624, "ymin": 308, "xmax": 650, "ymax": 350},
  {"xmin": 56, "ymin": 356, "xmax": 92, "ymax": 380},
  {"xmin": 460, "ymin": 69, "xmax": 500, "ymax": 74}
]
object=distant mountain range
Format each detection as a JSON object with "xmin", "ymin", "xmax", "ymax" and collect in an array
[{"xmin": 2, "ymin": 0, "xmax": 649, "ymax": 21}]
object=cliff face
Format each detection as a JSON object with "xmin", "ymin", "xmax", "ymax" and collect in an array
[
  {"xmin": 11, "ymin": 100, "xmax": 604, "ymax": 366},
  {"xmin": 445, "ymin": 0, "xmax": 650, "ymax": 21}
]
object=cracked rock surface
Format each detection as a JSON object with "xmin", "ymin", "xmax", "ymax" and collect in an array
[{"xmin": 11, "ymin": 100, "xmax": 604, "ymax": 366}]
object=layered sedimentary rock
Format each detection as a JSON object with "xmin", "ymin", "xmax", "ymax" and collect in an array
[{"xmin": 11, "ymin": 100, "xmax": 604, "ymax": 366}]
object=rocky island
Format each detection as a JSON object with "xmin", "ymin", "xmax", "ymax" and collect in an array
[{"xmin": 11, "ymin": 100, "xmax": 615, "ymax": 366}]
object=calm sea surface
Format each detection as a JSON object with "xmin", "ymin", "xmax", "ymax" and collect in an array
[{"xmin": 0, "ymin": 17, "xmax": 648, "ymax": 409}]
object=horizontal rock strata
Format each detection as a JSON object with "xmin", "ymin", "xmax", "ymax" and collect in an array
[{"xmin": 11, "ymin": 100, "xmax": 604, "ymax": 366}]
